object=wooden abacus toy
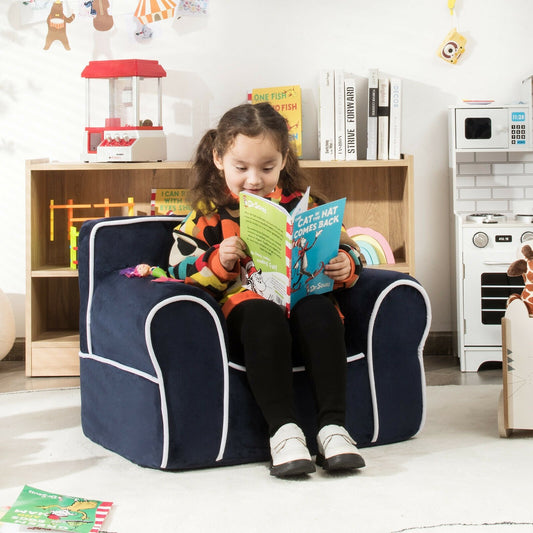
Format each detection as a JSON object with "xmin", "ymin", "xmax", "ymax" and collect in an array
[{"xmin": 50, "ymin": 197, "xmax": 135, "ymax": 268}]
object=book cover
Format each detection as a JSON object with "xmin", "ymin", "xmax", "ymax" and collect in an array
[
  {"xmin": 240, "ymin": 189, "xmax": 346, "ymax": 314},
  {"xmin": 388, "ymin": 77, "xmax": 402, "ymax": 160},
  {"xmin": 344, "ymin": 77, "xmax": 357, "ymax": 161},
  {"xmin": 318, "ymin": 70, "xmax": 335, "ymax": 161},
  {"xmin": 378, "ymin": 77, "xmax": 390, "ymax": 160},
  {"xmin": 150, "ymin": 188, "xmax": 191, "ymax": 216},
  {"xmin": 0, "ymin": 485, "xmax": 112, "ymax": 533},
  {"xmin": 334, "ymin": 69, "xmax": 345, "ymax": 160},
  {"xmin": 250, "ymin": 85, "xmax": 302, "ymax": 157},
  {"xmin": 366, "ymin": 68, "xmax": 379, "ymax": 160}
]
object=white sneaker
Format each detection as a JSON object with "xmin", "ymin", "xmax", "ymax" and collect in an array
[
  {"xmin": 316, "ymin": 424, "xmax": 366, "ymax": 471},
  {"xmin": 269, "ymin": 423, "xmax": 316, "ymax": 477}
]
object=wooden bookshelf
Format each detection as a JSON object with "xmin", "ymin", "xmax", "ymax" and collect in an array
[{"xmin": 25, "ymin": 155, "xmax": 414, "ymax": 376}]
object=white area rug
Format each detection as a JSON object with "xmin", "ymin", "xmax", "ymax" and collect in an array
[{"xmin": 1, "ymin": 385, "xmax": 533, "ymax": 533}]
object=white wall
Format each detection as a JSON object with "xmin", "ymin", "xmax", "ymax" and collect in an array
[{"xmin": 2, "ymin": 0, "xmax": 533, "ymax": 337}]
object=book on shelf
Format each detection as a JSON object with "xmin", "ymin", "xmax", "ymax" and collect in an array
[
  {"xmin": 366, "ymin": 68, "xmax": 379, "ymax": 160},
  {"xmin": 377, "ymin": 77, "xmax": 390, "ymax": 160},
  {"xmin": 334, "ymin": 69, "xmax": 345, "ymax": 160},
  {"xmin": 388, "ymin": 77, "xmax": 402, "ymax": 160},
  {"xmin": 239, "ymin": 188, "xmax": 345, "ymax": 314},
  {"xmin": 0, "ymin": 485, "xmax": 112, "ymax": 533},
  {"xmin": 320, "ymin": 70, "xmax": 356, "ymax": 161},
  {"xmin": 318, "ymin": 70, "xmax": 335, "ymax": 161},
  {"xmin": 249, "ymin": 85, "xmax": 302, "ymax": 157},
  {"xmin": 344, "ymin": 77, "xmax": 357, "ymax": 160},
  {"xmin": 150, "ymin": 188, "xmax": 191, "ymax": 216}
]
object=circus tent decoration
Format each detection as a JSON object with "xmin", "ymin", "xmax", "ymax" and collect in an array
[{"xmin": 134, "ymin": 0, "xmax": 176, "ymax": 24}]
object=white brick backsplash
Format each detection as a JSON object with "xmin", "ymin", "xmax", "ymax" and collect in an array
[
  {"xmin": 458, "ymin": 163, "xmax": 491, "ymax": 175},
  {"xmin": 492, "ymin": 163, "xmax": 524, "ymax": 174},
  {"xmin": 476, "ymin": 200, "xmax": 509, "ymax": 212},
  {"xmin": 476, "ymin": 152, "xmax": 508, "ymax": 162},
  {"xmin": 459, "ymin": 188, "xmax": 491, "ymax": 199},
  {"xmin": 453, "ymin": 151, "xmax": 533, "ymax": 214},
  {"xmin": 493, "ymin": 187, "xmax": 525, "ymax": 199},
  {"xmin": 510, "ymin": 199, "xmax": 533, "ymax": 213},
  {"xmin": 509, "ymin": 152, "xmax": 533, "ymax": 162},
  {"xmin": 456, "ymin": 152, "xmax": 475, "ymax": 163},
  {"xmin": 508, "ymin": 174, "xmax": 533, "ymax": 186},
  {"xmin": 476, "ymin": 175, "xmax": 508, "ymax": 187},
  {"xmin": 455, "ymin": 200, "xmax": 476, "ymax": 213},
  {"xmin": 456, "ymin": 176, "xmax": 476, "ymax": 187}
]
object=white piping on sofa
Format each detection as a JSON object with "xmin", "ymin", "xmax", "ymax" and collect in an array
[
  {"xmin": 79, "ymin": 352, "xmax": 159, "ymax": 384},
  {"xmin": 145, "ymin": 295, "xmax": 230, "ymax": 468},
  {"xmin": 228, "ymin": 352, "xmax": 365, "ymax": 373},
  {"xmin": 366, "ymin": 279, "xmax": 432, "ymax": 443}
]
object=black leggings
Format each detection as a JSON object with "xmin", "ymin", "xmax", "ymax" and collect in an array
[{"xmin": 226, "ymin": 295, "xmax": 347, "ymax": 436}]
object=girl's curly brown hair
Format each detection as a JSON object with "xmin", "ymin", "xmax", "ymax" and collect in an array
[{"xmin": 188, "ymin": 102, "xmax": 314, "ymax": 214}]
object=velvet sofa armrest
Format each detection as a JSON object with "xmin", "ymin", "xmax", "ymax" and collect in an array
[
  {"xmin": 336, "ymin": 268, "xmax": 430, "ymax": 358},
  {"xmin": 78, "ymin": 216, "xmax": 232, "ymax": 469},
  {"xmin": 78, "ymin": 216, "xmax": 181, "ymax": 277},
  {"xmin": 78, "ymin": 216, "xmax": 183, "ymax": 357},
  {"xmin": 337, "ymin": 268, "xmax": 431, "ymax": 444}
]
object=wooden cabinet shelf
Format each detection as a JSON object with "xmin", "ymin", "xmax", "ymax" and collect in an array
[{"xmin": 26, "ymin": 155, "xmax": 414, "ymax": 376}]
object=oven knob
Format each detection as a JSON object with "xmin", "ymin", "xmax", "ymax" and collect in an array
[
  {"xmin": 521, "ymin": 231, "xmax": 533, "ymax": 243},
  {"xmin": 472, "ymin": 232, "xmax": 489, "ymax": 248}
]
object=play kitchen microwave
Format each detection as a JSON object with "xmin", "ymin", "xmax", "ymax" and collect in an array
[{"xmin": 453, "ymin": 104, "xmax": 531, "ymax": 150}]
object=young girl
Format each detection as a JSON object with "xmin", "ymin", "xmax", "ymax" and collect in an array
[{"xmin": 170, "ymin": 102, "xmax": 364, "ymax": 478}]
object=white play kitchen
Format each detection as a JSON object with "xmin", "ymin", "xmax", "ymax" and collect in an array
[{"xmin": 449, "ymin": 79, "xmax": 533, "ymax": 372}]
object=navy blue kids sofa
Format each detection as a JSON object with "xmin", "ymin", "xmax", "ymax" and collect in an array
[{"xmin": 78, "ymin": 216, "xmax": 431, "ymax": 471}]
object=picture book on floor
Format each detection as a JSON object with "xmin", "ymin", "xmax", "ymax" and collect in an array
[
  {"xmin": 0, "ymin": 486, "xmax": 113, "ymax": 533},
  {"xmin": 239, "ymin": 188, "xmax": 346, "ymax": 314}
]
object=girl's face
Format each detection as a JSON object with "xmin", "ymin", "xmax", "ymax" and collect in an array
[{"xmin": 213, "ymin": 133, "xmax": 287, "ymax": 198}]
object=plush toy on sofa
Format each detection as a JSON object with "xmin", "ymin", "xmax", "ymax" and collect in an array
[
  {"xmin": 120, "ymin": 264, "xmax": 167, "ymax": 279},
  {"xmin": 507, "ymin": 243, "xmax": 533, "ymax": 315}
]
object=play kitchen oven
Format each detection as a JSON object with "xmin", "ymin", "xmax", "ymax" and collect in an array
[{"xmin": 459, "ymin": 213, "xmax": 533, "ymax": 371}]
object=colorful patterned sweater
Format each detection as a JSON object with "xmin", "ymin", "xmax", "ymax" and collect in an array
[{"xmin": 168, "ymin": 187, "xmax": 363, "ymax": 317}]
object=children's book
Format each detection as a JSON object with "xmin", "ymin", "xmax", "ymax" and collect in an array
[
  {"xmin": 318, "ymin": 70, "xmax": 335, "ymax": 161},
  {"xmin": 150, "ymin": 188, "xmax": 191, "ymax": 216},
  {"xmin": 344, "ymin": 77, "xmax": 357, "ymax": 161},
  {"xmin": 366, "ymin": 68, "xmax": 379, "ymax": 160},
  {"xmin": 377, "ymin": 76, "xmax": 390, "ymax": 160},
  {"xmin": 388, "ymin": 77, "xmax": 402, "ymax": 160},
  {"xmin": 249, "ymin": 85, "xmax": 302, "ymax": 157},
  {"xmin": 239, "ymin": 188, "xmax": 346, "ymax": 314},
  {"xmin": 0, "ymin": 486, "xmax": 113, "ymax": 533},
  {"xmin": 334, "ymin": 69, "xmax": 345, "ymax": 160}
]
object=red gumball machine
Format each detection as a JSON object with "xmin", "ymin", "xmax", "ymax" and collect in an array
[{"xmin": 82, "ymin": 59, "xmax": 167, "ymax": 162}]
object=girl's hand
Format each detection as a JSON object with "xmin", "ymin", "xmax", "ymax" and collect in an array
[
  {"xmin": 219, "ymin": 236, "xmax": 247, "ymax": 271},
  {"xmin": 325, "ymin": 252, "xmax": 351, "ymax": 281}
]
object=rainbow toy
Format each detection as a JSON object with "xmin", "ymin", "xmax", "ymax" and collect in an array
[{"xmin": 347, "ymin": 226, "xmax": 395, "ymax": 266}]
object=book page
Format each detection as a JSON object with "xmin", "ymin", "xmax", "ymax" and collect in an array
[
  {"xmin": 290, "ymin": 186, "xmax": 310, "ymax": 218},
  {"xmin": 240, "ymin": 192, "xmax": 291, "ymax": 309}
]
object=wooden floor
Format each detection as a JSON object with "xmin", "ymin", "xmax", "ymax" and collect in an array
[{"xmin": 0, "ymin": 356, "xmax": 502, "ymax": 394}]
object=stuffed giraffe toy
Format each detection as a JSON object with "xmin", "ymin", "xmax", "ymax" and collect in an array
[{"xmin": 507, "ymin": 243, "xmax": 533, "ymax": 315}]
